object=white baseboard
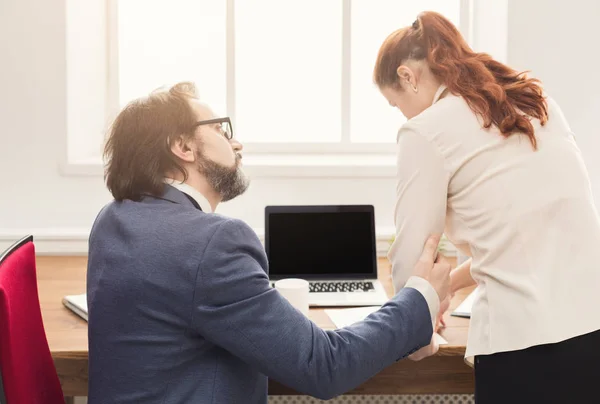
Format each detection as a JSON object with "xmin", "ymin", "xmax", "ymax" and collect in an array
[
  {"xmin": 0, "ymin": 228, "xmax": 91, "ymax": 256},
  {"xmin": 0, "ymin": 227, "xmax": 456, "ymax": 257}
]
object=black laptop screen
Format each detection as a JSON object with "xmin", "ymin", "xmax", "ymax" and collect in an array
[{"xmin": 265, "ymin": 206, "xmax": 377, "ymax": 279}]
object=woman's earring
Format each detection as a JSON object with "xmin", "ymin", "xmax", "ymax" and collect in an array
[{"xmin": 406, "ymin": 79, "xmax": 418, "ymax": 93}]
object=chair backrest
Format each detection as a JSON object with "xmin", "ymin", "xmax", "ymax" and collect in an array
[
  {"xmin": 0, "ymin": 235, "xmax": 65, "ymax": 404},
  {"xmin": 0, "ymin": 364, "xmax": 5, "ymax": 404}
]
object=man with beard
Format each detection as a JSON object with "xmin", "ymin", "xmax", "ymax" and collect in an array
[{"xmin": 86, "ymin": 82, "xmax": 451, "ymax": 404}]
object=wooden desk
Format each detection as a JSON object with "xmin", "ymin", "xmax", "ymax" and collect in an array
[{"xmin": 37, "ymin": 256, "xmax": 474, "ymax": 397}]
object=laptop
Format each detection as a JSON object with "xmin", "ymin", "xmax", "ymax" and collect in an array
[{"xmin": 265, "ymin": 205, "xmax": 389, "ymax": 307}]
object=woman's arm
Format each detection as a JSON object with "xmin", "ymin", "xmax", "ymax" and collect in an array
[
  {"xmin": 428, "ymin": 258, "xmax": 476, "ymax": 331},
  {"xmin": 389, "ymin": 127, "xmax": 450, "ymax": 358},
  {"xmin": 450, "ymin": 258, "xmax": 476, "ymax": 295},
  {"xmin": 388, "ymin": 128, "xmax": 449, "ymax": 293}
]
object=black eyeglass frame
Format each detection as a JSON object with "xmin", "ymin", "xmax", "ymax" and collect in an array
[{"xmin": 194, "ymin": 117, "xmax": 234, "ymax": 140}]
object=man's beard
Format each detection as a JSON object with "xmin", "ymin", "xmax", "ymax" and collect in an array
[{"xmin": 196, "ymin": 151, "xmax": 249, "ymax": 202}]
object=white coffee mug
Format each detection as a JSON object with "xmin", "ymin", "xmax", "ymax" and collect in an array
[{"xmin": 274, "ymin": 278, "xmax": 310, "ymax": 316}]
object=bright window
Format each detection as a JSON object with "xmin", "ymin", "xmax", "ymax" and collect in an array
[
  {"xmin": 117, "ymin": 0, "xmax": 227, "ymax": 116},
  {"xmin": 350, "ymin": 0, "xmax": 461, "ymax": 143},
  {"xmin": 234, "ymin": 0, "xmax": 342, "ymax": 144},
  {"xmin": 113, "ymin": 0, "xmax": 463, "ymax": 148}
]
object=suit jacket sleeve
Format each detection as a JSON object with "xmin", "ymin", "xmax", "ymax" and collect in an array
[{"xmin": 191, "ymin": 218, "xmax": 433, "ymax": 400}]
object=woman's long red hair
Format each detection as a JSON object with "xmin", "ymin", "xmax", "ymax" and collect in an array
[{"xmin": 373, "ymin": 11, "xmax": 548, "ymax": 148}]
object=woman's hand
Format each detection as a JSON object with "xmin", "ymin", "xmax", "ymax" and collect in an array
[{"xmin": 435, "ymin": 257, "xmax": 476, "ymax": 331}]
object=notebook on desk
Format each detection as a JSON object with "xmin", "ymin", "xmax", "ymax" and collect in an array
[
  {"xmin": 62, "ymin": 293, "xmax": 88, "ymax": 321},
  {"xmin": 451, "ymin": 289, "xmax": 477, "ymax": 318}
]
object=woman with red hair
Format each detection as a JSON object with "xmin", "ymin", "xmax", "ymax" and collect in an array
[{"xmin": 374, "ymin": 11, "xmax": 600, "ymax": 403}]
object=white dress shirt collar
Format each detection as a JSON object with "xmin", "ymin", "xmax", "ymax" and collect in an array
[{"xmin": 164, "ymin": 178, "xmax": 213, "ymax": 213}]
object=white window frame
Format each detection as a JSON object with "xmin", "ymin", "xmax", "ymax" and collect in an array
[{"xmin": 61, "ymin": 0, "xmax": 476, "ymax": 178}]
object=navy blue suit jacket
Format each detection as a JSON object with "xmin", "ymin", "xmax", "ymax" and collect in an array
[{"xmin": 86, "ymin": 185, "xmax": 432, "ymax": 403}]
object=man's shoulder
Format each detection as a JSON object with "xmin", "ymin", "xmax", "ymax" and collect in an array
[
  {"xmin": 174, "ymin": 211, "xmax": 257, "ymax": 240},
  {"xmin": 204, "ymin": 215, "xmax": 262, "ymax": 248},
  {"xmin": 90, "ymin": 201, "xmax": 264, "ymax": 273},
  {"xmin": 91, "ymin": 199, "xmax": 259, "ymax": 252}
]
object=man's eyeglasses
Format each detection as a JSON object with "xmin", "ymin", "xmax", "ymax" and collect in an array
[{"xmin": 194, "ymin": 117, "xmax": 234, "ymax": 140}]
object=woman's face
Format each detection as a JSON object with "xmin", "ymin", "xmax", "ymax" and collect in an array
[
  {"xmin": 380, "ymin": 85, "xmax": 427, "ymax": 120},
  {"xmin": 379, "ymin": 62, "xmax": 442, "ymax": 120}
]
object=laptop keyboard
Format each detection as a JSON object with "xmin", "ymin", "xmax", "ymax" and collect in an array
[{"xmin": 309, "ymin": 281, "xmax": 375, "ymax": 293}]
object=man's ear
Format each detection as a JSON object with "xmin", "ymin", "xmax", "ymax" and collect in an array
[{"xmin": 169, "ymin": 135, "xmax": 196, "ymax": 163}]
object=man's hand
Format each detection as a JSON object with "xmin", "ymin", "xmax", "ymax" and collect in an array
[
  {"xmin": 408, "ymin": 234, "xmax": 452, "ymax": 361},
  {"xmin": 435, "ymin": 293, "xmax": 452, "ymax": 332},
  {"xmin": 412, "ymin": 235, "xmax": 451, "ymax": 303}
]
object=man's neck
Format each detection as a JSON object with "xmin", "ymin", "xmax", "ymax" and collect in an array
[{"xmin": 167, "ymin": 171, "xmax": 220, "ymax": 212}]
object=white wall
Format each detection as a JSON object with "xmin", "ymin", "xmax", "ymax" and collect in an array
[
  {"xmin": 506, "ymin": 0, "xmax": 600, "ymax": 204},
  {"xmin": 1, "ymin": 0, "xmax": 599, "ymax": 255}
]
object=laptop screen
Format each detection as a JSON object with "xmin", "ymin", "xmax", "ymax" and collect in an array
[{"xmin": 265, "ymin": 205, "xmax": 377, "ymax": 280}]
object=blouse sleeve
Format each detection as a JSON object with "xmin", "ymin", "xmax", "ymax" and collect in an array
[{"xmin": 388, "ymin": 128, "xmax": 449, "ymax": 293}]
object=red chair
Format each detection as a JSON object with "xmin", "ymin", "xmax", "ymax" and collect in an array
[
  {"xmin": 0, "ymin": 235, "xmax": 65, "ymax": 404},
  {"xmin": 0, "ymin": 363, "xmax": 4, "ymax": 404}
]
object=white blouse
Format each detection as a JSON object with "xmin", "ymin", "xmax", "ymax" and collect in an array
[{"xmin": 388, "ymin": 86, "xmax": 600, "ymax": 359}]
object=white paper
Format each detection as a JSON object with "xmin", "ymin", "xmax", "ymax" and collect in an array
[
  {"xmin": 62, "ymin": 293, "xmax": 88, "ymax": 321},
  {"xmin": 432, "ymin": 332, "xmax": 448, "ymax": 346},
  {"xmin": 325, "ymin": 306, "xmax": 381, "ymax": 328},
  {"xmin": 325, "ymin": 306, "xmax": 448, "ymax": 344},
  {"xmin": 451, "ymin": 289, "xmax": 477, "ymax": 318}
]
